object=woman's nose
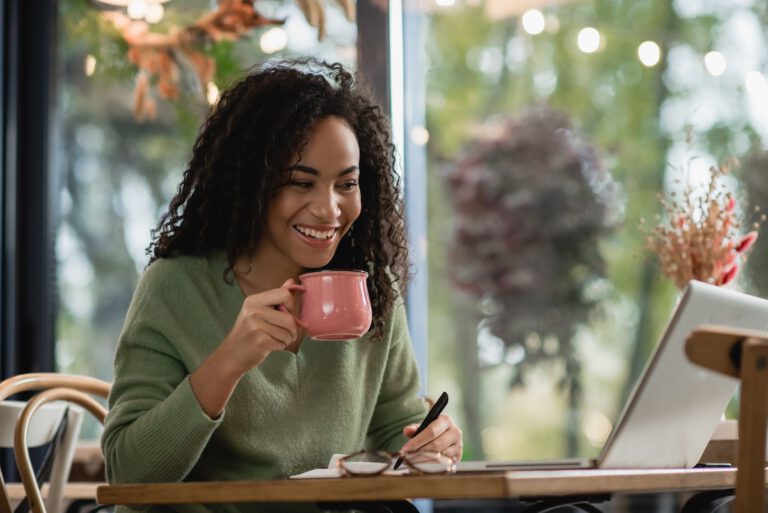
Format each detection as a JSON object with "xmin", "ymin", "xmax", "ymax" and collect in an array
[{"xmin": 309, "ymin": 188, "xmax": 342, "ymax": 220}]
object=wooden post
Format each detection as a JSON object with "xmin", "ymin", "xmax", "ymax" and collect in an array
[
  {"xmin": 735, "ymin": 338, "xmax": 768, "ymax": 513},
  {"xmin": 685, "ymin": 326, "xmax": 768, "ymax": 512}
]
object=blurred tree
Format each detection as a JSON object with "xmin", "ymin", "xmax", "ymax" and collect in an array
[{"xmin": 444, "ymin": 107, "xmax": 621, "ymax": 456}]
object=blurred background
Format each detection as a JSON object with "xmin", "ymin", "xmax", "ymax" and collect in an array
[{"xmin": 47, "ymin": 0, "xmax": 768, "ymax": 469}]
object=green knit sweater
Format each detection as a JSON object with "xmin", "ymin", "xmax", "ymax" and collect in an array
[{"xmin": 101, "ymin": 253, "xmax": 427, "ymax": 513}]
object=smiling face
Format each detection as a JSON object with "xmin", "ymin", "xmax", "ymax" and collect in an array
[{"xmin": 255, "ymin": 116, "xmax": 362, "ymax": 278}]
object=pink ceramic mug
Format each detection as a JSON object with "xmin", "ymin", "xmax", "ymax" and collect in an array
[{"xmin": 287, "ymin": 270, "xmax": 372, "ymax": 340}]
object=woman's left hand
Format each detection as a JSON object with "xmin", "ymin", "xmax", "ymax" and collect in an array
[{"xmin": 399, "ymin": 414, "xmax": 463, "ymax": 462}]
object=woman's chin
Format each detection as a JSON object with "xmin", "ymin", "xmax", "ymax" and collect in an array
[{"xmin": 295, "ymin": 254, "xmax": 334, "ymax": 270}]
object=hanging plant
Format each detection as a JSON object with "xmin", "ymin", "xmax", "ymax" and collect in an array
[{"xmin": 445, "ymin": 106, "xmax": 621, "ymax": 387}]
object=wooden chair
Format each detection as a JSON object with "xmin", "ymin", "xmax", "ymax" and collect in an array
[
  {"xmin": 0, "ymin": 374, "xmax": 111, "ymax": 513},
  {"xmin": 686, "ymin": 325, "xmax": 768, "ymax": 513},
  {"xmin": 1, "ymin": 400, "xmax": 84, "ymax": 513}
]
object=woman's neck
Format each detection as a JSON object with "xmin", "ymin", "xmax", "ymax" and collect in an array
[{"xmin": 234, "ymin": 253, "xmax": 303, "ymax": 296}]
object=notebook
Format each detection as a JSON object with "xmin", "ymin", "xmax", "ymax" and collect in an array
[{"xmin": 457, "ymin": 280, "xmax": 768, "ymax": 471}]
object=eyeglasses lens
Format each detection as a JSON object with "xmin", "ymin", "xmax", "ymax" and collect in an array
[
  {"xmin": 403, "ymin": 452, "xmax": 457, "ymax": 474},
  {"xmin": 340, "ymin": 451, "xmax": 392, "ymax": 475}
]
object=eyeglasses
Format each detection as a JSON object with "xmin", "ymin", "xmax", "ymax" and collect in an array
[{"xmin": 336, "ymin": 450, "xmax": 457, "ymax": 477}]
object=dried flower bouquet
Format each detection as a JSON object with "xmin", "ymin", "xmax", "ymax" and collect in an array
[{"xmin": 643, "ymin": 157, "xmax": 763, "ymax": 289}]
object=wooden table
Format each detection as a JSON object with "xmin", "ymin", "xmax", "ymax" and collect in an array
[
  {"xmin": 7, "ymin": 483, "xmax": 101, "ymax": 502},
  {"xmin": 96, "ymin": 467, "xmax": 744, "ymax": 508}
]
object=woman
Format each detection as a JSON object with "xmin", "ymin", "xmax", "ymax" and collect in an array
[{"xmin": 101, "ymin": 60, "xmax": 463, "ymax": 511}]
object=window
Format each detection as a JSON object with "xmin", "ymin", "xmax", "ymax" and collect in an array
[{"xmin": 406, "ymin": 0, "xmax": 768, "ymax": 461}]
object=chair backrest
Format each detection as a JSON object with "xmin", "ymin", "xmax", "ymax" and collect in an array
[
  {"xmin": 0, "ymin": 374, "xmax": 111, "ymax": 513},
  {"xmin": 0, "ymin": 401, "xmax": 80, "ymax": 449},
  {"xmin": 0, "ymin": 401, "xmax": 85, "ymax": 513},
  {"xmin": 686, "ymin": 325, "xmax": 768, "ymax": 513}
]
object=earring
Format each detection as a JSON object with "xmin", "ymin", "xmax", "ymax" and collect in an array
[{"xmin": 347, "ymin": 225, "xmax": 355, "ymax": 248}]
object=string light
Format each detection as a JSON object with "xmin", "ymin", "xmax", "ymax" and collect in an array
[
  {"xmin": 637, "ymin": 41, "xmax": 661, "ymax": 67},
  {"xmin": 577, "ymin": 27, "xmax": 601, "ymax": 54},
  {"xmin": 521, "ymin": 10, "xmax": 545, "ymax": 35}
]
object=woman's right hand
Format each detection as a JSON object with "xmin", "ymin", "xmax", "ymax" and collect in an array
[
  {"xmin": 190, "ymin": 279, "xmax": 302, "ymax": 418},
  {"xmin": 217, "ymin": 279, "xmax": 302, "ymax": 374}
]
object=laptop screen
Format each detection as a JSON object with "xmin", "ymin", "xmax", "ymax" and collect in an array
[{"xmin": 598, "ymin": 280, "xmax": 768, "ymax": 468}]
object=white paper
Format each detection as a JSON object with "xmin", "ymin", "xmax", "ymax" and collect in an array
[{"xmin": 289, "ymin": 468, "xmax": 344, "ymax": 479}]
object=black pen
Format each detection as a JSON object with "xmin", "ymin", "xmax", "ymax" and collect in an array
[{"xmin": 393, "ymin": 391, "xmax": 449, "ymax": 470}]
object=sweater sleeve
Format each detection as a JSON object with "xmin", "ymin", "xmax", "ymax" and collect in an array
[
  {"xmin": 101, "ymin": 263, "xmax": 223, "ymax": 484},
  {"xmin": 366, "ymin": 299, "xmax": 428, "ymax": 453}
]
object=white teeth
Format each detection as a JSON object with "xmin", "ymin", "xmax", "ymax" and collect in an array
[{"xmin": 296, "ymin": 226, "xmax": 335, "ymax": 240}]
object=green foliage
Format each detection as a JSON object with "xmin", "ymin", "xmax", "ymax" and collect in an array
[
  {"xmin": 61, "ymin": 0, "xmax": 135, "ymax": 83},
  {"xmin": 211, "ymin": 40, "xmax": 248, "ymax": 88}
]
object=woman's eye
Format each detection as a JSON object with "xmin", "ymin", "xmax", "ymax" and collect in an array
[
  {"xmin": 290, "ymin": 181, "xmax": 313, "ymax": 189},
  {"xmin": 339, "ymin": 181, "xmax": 359, "ymax": 191}
]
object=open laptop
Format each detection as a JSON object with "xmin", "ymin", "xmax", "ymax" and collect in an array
[{"xmin": 458, "ymin": 280, "xmax": 768, "ymax": 471}]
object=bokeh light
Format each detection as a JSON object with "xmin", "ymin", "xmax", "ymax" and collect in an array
[
  {"xmin": 521, "ymin": 10, "xmax": 545, "ymax": 35},
  {"xmin": 144, "ymin": 2, "xmax": 164, "ymax": 23},
  {"xmin": 260, "ymin": 27, "xmax": 288, "ymax": 54},
  {"xmin": 206, "ymin": 82, "xmax": 220, "ymax": 105},
  {"xmin": 582, "ymin": 412, "xmax": 612, "ymax": 447},
  {"xmin": 577, "ymin": 27, "xmax": 601, "ymax": 54},
  {"xmin": 84, "ymin": 55, "xmax": 97, "ymax": 77},
  {"xmin": 126, "ymin": 0, "xmax": 147, "ymax": 19},
  {"xmin": 704, "ymin": 51, "xmax": 727, "ymax": 76},
  {"xmin": 637, "ymin": 41, "xmax": 661, "ymax": 67},
  {"xmin": 410, "ymin": 126, "xmax": 430, "ymax": 146}
]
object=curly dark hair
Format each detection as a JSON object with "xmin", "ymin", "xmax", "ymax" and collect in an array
[{"xmin": 148, "ymin": 60, "xmax": 410, "ymax": 337}]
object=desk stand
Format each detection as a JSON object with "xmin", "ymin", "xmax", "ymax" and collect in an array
[{"xmin": 686, "ymin": 326, "xmax": 768, "ymax": 513}]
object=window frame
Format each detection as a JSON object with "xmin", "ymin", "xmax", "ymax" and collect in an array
[
  {"xmin": 1, "ymin": 0, "xmax": 59, "ymax": 481},
  {"xmin": 1, "ymin": 0, "xmax": 58, "ymax": 381}
]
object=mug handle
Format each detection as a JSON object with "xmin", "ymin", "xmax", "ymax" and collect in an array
[{"xmin": 279, "ymin": 283, "xmax": 308, "ymax": 328}]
